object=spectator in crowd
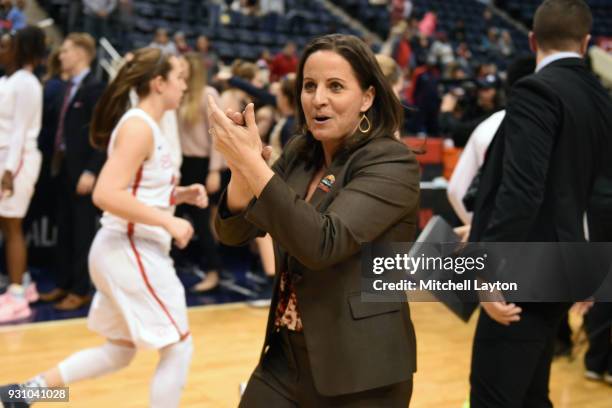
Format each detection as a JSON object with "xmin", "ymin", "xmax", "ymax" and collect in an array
[
  {"xmin": 481, "ymin": 27, "xmax": 500, "ymax": 55},
  {"xmin": 418, "ymin": 10, "xmax": 437, "ymax": 37},
  {"xmin": 392, "ymin": 23, "xmax": 414, "ymax": 70},
  {"xmin": 429, "ymin": 31, "xmax": 455, "ymax": 67},
  {"xmin": 475, "ymin": 61, "xmax": 498, "ymax": 78},
  {"xmin": 391, "ymin": 0, "xmax": 412, "ymax": 25},
  {"xmin": 0, "ymin": 26, "xmax": 46, "ymax": 323},
  {"xmin": 482, "ymin": 7, "xmax": 494, "ymax": 31},
  {"xmin": 82, "ymin": 0, "xmax": 117, "ymax": 40},
  {"xmin": 406, "ymin": 55, "xmax": 440, "ymax": 135},
  {"xmin": 411, "ymin": 33, "xmax": 430, "ymax": 66},
  {"xmin": 256, "ymin": 48, "xmax": 272, "ymax": 71},
  {"xmin": 5, "ymin": 0, "xmax": 27, "ymax": 31},
  {"xmin": 231, "ymin": 0, "xmax": 258, "ymax": 15},
  {"xmin": 269, "ymin": 41, "xmax": 297, "ymax": 82},
  {"xmin": 376, "ymin": 54, "xmax": 405, "ymax": 139},
  {"xmin": 376, "ymin": 54, "xmax": 404, "ymax": 100},
  {"xmin": 255, "ymin": 49, "xmax": 272, "ymax": 85},
  {"xmin": 438, "ymin": 73, "xmax": 502, "ymax": 147},
  {"xmin": 176, "ymin": 53, "xmax": 225, "ymax": 293},
  {"xmin": 195, "ymin": 35, "xmax": 218, "ymax": 81},
  {"xmin": 455, "ymin": 42, "xmax": 472, "ymax": 73},
  {"xmin": 498, "ymin": 29, "xmax": 515, "ymax": 57},
  {"xmin": 266, "ymin": 74, "xmax": 296, "ymax": 164},
  {"xmin": 39, "ymin": 33, "xmax": 106, "ymax": 311},
  {"xmin": 451, "ymin": 19, "xmax": 466, "ymax": 43},
  {"xmin": 149, "ymin": 27, "xmax": 177, "ymax": 55},
  {"xmin": 174, "ymin": 31, "xmax": 192, "ymax": 54}
]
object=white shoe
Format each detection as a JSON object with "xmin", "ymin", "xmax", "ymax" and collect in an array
[{"xmin": 0, "ymin": 293, "xmax": 32, "ymax": 323}]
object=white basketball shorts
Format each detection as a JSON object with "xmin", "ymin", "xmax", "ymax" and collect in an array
[
  {"xmin": 0, "ymin": 147, "xmax": 42, "ymax": 218},
  {"xmin": 87, "ymin": 228, "xmax": 190, "ymax": 349}
]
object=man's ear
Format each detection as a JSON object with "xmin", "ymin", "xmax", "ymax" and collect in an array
[
  {"xmin": 528, "ymin": 32, "xmax": 538, "ymax": 54},
  {"xmin": 579, "ymin": 34, "xmax": 591, "ymax": 56}
]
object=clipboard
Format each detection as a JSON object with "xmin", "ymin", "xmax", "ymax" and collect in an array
[{"xmin": 408, "ymin": 216, "xmax": 478, "ymax": 322}]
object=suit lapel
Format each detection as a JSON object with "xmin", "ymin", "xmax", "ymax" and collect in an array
[{"xmin": 287, "ymin": 160, "xmax": 314, "ymax": 200}]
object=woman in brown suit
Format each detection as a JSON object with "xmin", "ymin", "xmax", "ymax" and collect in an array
[{"xmin": 208, "ymin": 34, "xmax": 420, "ymax": 407}]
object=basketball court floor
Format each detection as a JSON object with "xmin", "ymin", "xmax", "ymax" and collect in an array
[{"xmin": 1, "ymin": 302, "xmax": 609, "ymax": 407}]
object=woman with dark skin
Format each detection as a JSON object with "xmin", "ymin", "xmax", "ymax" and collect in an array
[{"xmin": 0, "ymin": 27, "xmax": 46, "ymax": 323}]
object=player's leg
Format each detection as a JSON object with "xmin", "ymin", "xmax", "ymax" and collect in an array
[{"xmin": 150, "ymin": 336, "xmax": 193, "ymax": 408}]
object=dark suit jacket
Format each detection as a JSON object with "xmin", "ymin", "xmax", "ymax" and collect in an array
[
  {"xmin": 215, "ymin": 135, "xmax": 420, "ymax": 396},
  {"xmin": 60, "ymin": 71, "xmax": 106, "ymax": 189},
  {"xmin": 470, "ymin": 57, "xmax": 612, "ymax": 244},
  {"xmin": 468, "ymin": 57, "xmax": 612, "ymax": 323},
  {"xmin": 38, "ymin": 77, "xmax": 67, "ymax": 155}
]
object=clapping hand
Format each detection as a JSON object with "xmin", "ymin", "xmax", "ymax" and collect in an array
[{"xmin": 207, "ymin": 96, "xmax": 262, "ymax": 170}]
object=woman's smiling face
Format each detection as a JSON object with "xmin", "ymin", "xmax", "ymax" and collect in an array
[{"xmin": 300, "ymin": 50, "xmax": 374, "ymax": 148}]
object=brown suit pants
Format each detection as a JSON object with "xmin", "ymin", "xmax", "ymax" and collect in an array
[{"xmin": 240, "ymin": 328, "xmax": 413, "ymax": 407}]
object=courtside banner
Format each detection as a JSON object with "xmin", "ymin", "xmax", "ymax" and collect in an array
[{"xmin": 360, "ymin": 241, "xmax": 612, "ymax": 307}]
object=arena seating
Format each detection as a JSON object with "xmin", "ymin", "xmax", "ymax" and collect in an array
[
  {"xmin": 496, "ymin": 0, "xmax": 612, "ymax": 37},
  {"xmin": 39, "ymin": 0, "xmax": 362, "ymax": 62}
]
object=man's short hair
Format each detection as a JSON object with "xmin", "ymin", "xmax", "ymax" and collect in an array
[
  {"xmin": 66, "ymin": 32, "xmax": 96, "ymax": 63},
  {"xmin": 533, "ymin": 0, "xmax": 592, "ymax": 51}
]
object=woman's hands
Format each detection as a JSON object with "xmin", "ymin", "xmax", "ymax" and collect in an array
[
  {"xmin": 207, "ymin": 95, "xmax": 263, "ymax": 172},
  {"xmin": 208, "ymin": 96, "xmax": 275, "ymax": 211},
  {"xmin": 175, "ymin": 183, "xmax": 208, "ymax": 208}
]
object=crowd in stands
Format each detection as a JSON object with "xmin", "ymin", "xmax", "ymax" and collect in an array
[{"xmin": 0, "ymin": 0, "xmax": 26, "ymax": 31}]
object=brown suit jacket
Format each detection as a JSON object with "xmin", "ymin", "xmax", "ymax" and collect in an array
[{"xmin": 215, "ymin": 134, "xmax": 420, "ymax": 396}]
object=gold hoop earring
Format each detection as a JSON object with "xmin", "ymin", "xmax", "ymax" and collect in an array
[{"xmin": 358, "ymin": 114, "xmax": 371, "ymax": 133}]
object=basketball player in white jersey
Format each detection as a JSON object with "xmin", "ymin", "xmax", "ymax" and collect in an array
[
  {"xmin": 0, "ymin": 47, "xmax": 206, "ymax": 408},
  {"xmin": 0, "ymin": 27, "xmax": 46, "ymax": 323}
]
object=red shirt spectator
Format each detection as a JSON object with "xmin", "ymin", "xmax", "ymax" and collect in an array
[{"xmin": 270, "ymin": 42, "xmax": 298, "ymax": 82}]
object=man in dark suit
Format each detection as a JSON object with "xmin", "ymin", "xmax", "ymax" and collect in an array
[
  {"xmin": 468, "ymin": 0, "xmax": 612, "ymax": 406},
  {"xmin": 40, "ymin": 33, "xmax": 105, "ymax": 310}
]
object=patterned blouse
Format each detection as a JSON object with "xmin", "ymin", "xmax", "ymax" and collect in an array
[
  {"xmin": 274, "ymin": 170, "xmax": 330, "ymax": 332},
  {"xmin": 274, "ymin": 269, "xmax": 303, "ymax": 332}
]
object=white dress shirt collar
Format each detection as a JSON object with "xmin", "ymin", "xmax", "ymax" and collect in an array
[{"xmin": 535, "ymin": 52, "xmax": 582, "ymax": 72}]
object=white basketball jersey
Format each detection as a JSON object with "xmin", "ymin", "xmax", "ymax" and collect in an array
[{"xmin": 100, "ymin": 108, "xmax": 178, "ymax": 246}]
